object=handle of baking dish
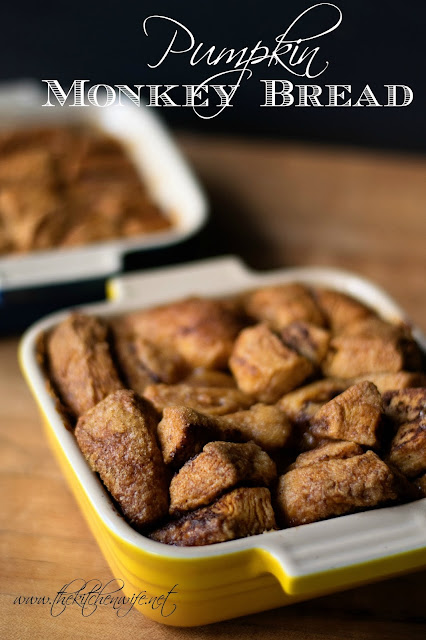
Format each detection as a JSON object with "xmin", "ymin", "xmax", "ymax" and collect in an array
[
  {"xmin": 257, "ymin": 499, "xmax": 426, "ymax": 597},
  {"xmin": 106, "ymin": 255, "xmax": 254, "ymax": 304}
]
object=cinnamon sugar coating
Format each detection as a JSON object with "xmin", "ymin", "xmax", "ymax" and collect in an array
[
  {"xmin": 44, "ymin": 282, "xmax": 426, "ymax": 544},
  {"xmin": 310, "ymin": 381, "xmax": 383, "ymax": 447},
  {"xmin": 169, "ymin": 441, "xmax": 276, "ymax": 515},
  {"xmin": 47, "ymin": 313, "xmax": 123, "ymax": 417},
  {"xmin": 75, "ymin": 389, "xmax": 169, "ymax": 527},
  {"xmin": 150, "ymin": 487, "xmax": 276, "ymax": 546},
  {"xmin": 230, "ymin": 324, "xmax": 313, "ymax": 403},
  {"xmin": 277, "ymin": 451, "xmax": 399, "ymax": 526}
]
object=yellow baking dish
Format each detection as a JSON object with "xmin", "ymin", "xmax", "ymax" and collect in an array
[{"xmin": 19, "ymin": 256, "xmax": 426, "ymax": 627}]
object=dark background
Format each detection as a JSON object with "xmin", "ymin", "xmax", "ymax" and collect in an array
[{"xmin": 1, "ymin": 0, "xmax": 424, "ymax": 151}]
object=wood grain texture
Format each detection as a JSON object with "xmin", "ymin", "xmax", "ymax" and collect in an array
[
  {"xmin": 1, "ymin": 137, "xmax": 426, "ymax": 639},
  {"xmin": 182, "ymin": 136, "xmax": 426, "ymax": 330}
]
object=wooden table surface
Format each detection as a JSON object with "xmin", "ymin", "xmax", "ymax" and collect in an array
[{"xmin": 1, "ymin": 135, "xmax": 426, "ymax": 640}]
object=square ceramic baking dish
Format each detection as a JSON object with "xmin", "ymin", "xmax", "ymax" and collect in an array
[
  {"xmin": 19, "ymin": 256, "xmax": 426, "ymax": 627},
  {"xmin": 0, "ymin": 81, "xmax": 207, "ymax": 330}
]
